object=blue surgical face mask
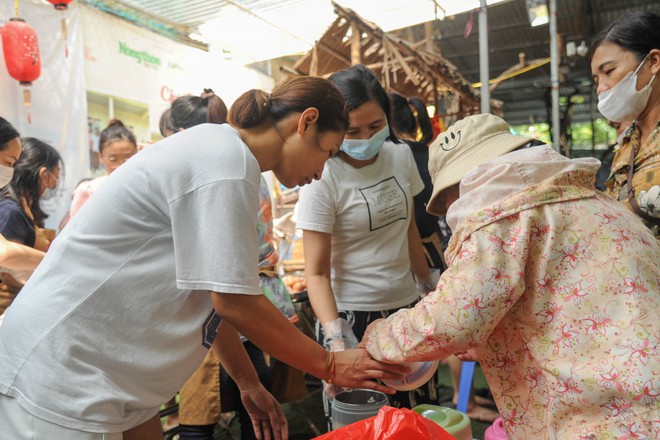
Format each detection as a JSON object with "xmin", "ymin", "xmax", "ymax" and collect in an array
[{"xmin": 340, "ymin": 124, "xmax": 389, "ymax": 160}]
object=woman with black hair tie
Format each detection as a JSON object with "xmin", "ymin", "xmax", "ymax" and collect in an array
[{"xmin": 0, "ymin": 76, "xmax": 410, "ymax": 440}]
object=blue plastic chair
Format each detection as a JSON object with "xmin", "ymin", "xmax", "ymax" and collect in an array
[{"xmin": 456, "ymin": 361, "xmax": 476, "ymax": 413}]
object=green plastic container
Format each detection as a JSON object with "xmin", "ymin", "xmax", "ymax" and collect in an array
[{"xmin": 412, "ymin": 404, "xmax": 473, "ymax": 440}]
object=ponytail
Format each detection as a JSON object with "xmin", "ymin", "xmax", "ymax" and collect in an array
[
  {"xmin": 230, "ymin": 77, "xmax": 348, "ymax": 134},
  {"xmin": 228, "ymin": 90, "xmax": 271, "ymax": 129},
  {"xmin": 408, "ymin": 97, "xmax": 434, "ymax": 145},
  {"xmin": 170, "ymin": 89, "xmax": 228, "ymax": 130}
]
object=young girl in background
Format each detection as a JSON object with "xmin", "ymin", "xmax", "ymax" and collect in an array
[{"xmin": 68, "ymin": 119, "xmax": 137, "ymax": 219}]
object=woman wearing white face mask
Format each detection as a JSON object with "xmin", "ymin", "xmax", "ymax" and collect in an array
[
  {"xmin": 0, "ymin": 125, "xmax": 53, "ymax": 316},
  {"xmin": 590, "ymin": 11, "xmax": 660, "ymax": 238},
  {"xmin": 297, "ymin": 65, "xmax": 435, "ymax": 411}
]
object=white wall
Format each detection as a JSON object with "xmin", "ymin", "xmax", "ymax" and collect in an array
[
  {"xmin": 1, "ymin": 1, "xmax": 275, "ymax": 229},
  {"xmin": 1, "ymin": 0, "xmax": 89, "ymax": 229}
]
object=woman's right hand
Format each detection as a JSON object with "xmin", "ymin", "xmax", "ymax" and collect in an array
[{"xmin": 332, "ymin": 349, "xmax": 410, "ymax": 394}]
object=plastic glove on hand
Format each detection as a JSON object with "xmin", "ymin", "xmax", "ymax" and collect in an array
[
  {"xmin": 638, "ymin": 185, "xmax": 660, "ymax": 217},
  {"xmin": 321, "ymin": 317, "xmax": 358, "ymax": 352},
  {"xmin": 322, "ymin": 380, "xmax": 345, "ymax": 399},
  {"xmin": 416, "ymin": 268, "xmax": 441, "ymax": 297}
]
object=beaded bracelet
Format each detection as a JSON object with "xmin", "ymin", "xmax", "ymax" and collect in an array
[{"xmin": 326, "ymin": 351, "xmax": 336, "ymax": 384}]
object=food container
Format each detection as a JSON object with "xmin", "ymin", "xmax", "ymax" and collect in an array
[
  {"xmin": 331, "ymin": 389, "xmax": 389, "ymax": 430},
  {"xmin": 382, "ymin": 360, "xmax": 440, "ymax": 391},
  {"xmin": 412, "ymin": 404, "xmax": 473, "ymax": 440}
]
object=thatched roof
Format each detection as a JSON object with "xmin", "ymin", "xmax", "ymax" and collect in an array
[{"xmin": 289, "ymin": 2, "xmax": 500, "ymax": 118}]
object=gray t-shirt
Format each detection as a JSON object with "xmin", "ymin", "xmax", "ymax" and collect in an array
[{"xmin": 0, "ymin": 124, "xmax": 261, "ymax": 432}]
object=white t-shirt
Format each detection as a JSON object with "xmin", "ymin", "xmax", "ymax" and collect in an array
[
  {"xmin": 0, "ymin": 124, "xmax": 262, "ymax": 433},
  {"xmin": 296, "ymin": 141, "xmax": 424, "ymax": 311}
]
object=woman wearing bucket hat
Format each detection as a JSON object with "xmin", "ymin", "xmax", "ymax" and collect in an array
[
  {"xmin": 590, "ymin": 11, "xmax": 660, "ymax": 239},
  {"xmin": 363, "ymin": 113, "xmax": 660, "ymax": 438}
]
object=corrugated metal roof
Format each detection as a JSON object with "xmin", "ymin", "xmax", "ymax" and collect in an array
[
  {"xmin": 424, "ymin": 0, "xmax": 659, "ymax": 124},
  {"xmin": 79, "ymin": 0, "xmax": 659, "ymax": 126}
]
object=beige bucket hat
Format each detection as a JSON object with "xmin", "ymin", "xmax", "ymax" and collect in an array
[{"xmin": 426, "ymin": 113, "xmax": 533, "ymax": 216}]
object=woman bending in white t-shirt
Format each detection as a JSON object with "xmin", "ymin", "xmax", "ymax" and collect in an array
[
  {"xmin": 297, "ymin": 65, "xmax": 438, "ymax": 409},
  {"xmin": 0, "ymin": 76, "xmax": 409, "ymax": 440}
]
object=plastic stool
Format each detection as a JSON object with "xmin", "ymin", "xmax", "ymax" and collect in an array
[
  {"xmin": 484, "ymin": 416, "xmax": 508, "ymax": 440},
  {"xmin": 456, "ymin": 361, "xmax": 475, "ymax": 413}
]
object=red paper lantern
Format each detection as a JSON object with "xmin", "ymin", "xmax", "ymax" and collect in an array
[
  {"xmin": 1, "ymin": 18, "xmax": 41, "ymax": 86},
  {"xmin": 48, "ymin": 0, "xmax": 74, "ymax": 11}
]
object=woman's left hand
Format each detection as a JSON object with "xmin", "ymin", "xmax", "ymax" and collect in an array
[{"xmin": 239, "ymin": 384, "xmax": 289, "ymax": 440}]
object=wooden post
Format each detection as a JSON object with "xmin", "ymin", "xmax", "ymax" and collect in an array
[
  {"xmin": 424, "ymin": 21, "xmax": 437, "ymax": 54},
  {"xmin": 310, "ymin": 45, "xmax": 318, "ymax": 76},
  {"xmin": 350, "ymin": 21, "xmax": 361, "ymax": 65}
]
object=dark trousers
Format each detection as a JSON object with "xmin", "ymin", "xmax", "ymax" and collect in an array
[
  {"xmin": 179, "ymin": 341, "xmax": 274, "ymax": 440},
  {"xmin": 220, "ymin": 341, "xmax": 275, "ymax": 440}
]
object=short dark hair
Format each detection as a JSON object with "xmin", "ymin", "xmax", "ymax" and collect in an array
[
  {"xmin": 0, "ymin": 117, "xmax": 20, "ymax": 150},
  {"xmin": 159, "ymin": 108, "xmax": 175, "ymax": 137},
  {"xmin": 589, "ymin": 11, "xmax": 660, "ymax": 63},
  {"xmin": 98, "ymin": 120, "xmax": 137, "ymax": 154},
  {"xmin": 328, "ymin": 65, "xmax": 398, "ymax": 143}
]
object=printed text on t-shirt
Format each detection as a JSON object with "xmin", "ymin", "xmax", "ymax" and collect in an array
[{"xmin": 359, "ymin": 177, "xmax": 408, "ymax": 231}]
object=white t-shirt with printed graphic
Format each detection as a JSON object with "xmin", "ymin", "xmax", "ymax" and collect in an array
[
  {"xmin": 0, "ymin": 124, "xmax": 261, "ymax": 433},
  {"xmin": 297, "ymin": 141, "xmax": 424, "ymax": 311}
]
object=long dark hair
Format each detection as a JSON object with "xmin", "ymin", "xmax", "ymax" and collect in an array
[
  {"xmin": 98, "ymin": 119, "xmax": 137, "ymax": 154},
  {"xmin": 1, "ymin": 137, "xmax": 63, "ymax": 227},
  {"xmin": 229, "ymin": 76, "xmax": 348, "ymax": 134},
  {"xmin": 589, "ymin": 11, "xmax": 660, "ymax": 63},
  {"xmin": 408, "ymin": 97, "xmax": 434, "ymax": 145},
  {"xmin": 170, "ymin": 88, "xmax": 228, "ymax": 131},
  {"xmin": 388, "ymin": 92, "xmax": 434, "ymax": 145},
  {"xmin": 0, "ymin": 117, "xmax": 20, "ymax": 150},
  {"xmin": 328, "ymin": 64, "xmax": 398, "ymax": 143}
]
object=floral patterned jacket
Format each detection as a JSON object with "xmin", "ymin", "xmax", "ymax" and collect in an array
[{"xmin": 366, "ymin": 146, "xmax": 660, "ymax": 439}]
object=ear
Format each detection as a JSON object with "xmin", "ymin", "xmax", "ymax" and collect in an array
[
  {"xmin": 297, "ymin": 107, "xmax": 319, "ymax": 136},
  {"xmin": 38, "ymin": 166, "xmax": 48, "ymax": 179},
  {"xmin": 649, "ymin": 48, "xmax": 660, "ymax": 76}
]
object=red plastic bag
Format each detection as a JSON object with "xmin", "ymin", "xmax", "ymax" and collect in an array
[{"xmin": 314, "ymin": 406, "xmax": 456, "ymax": 439}]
